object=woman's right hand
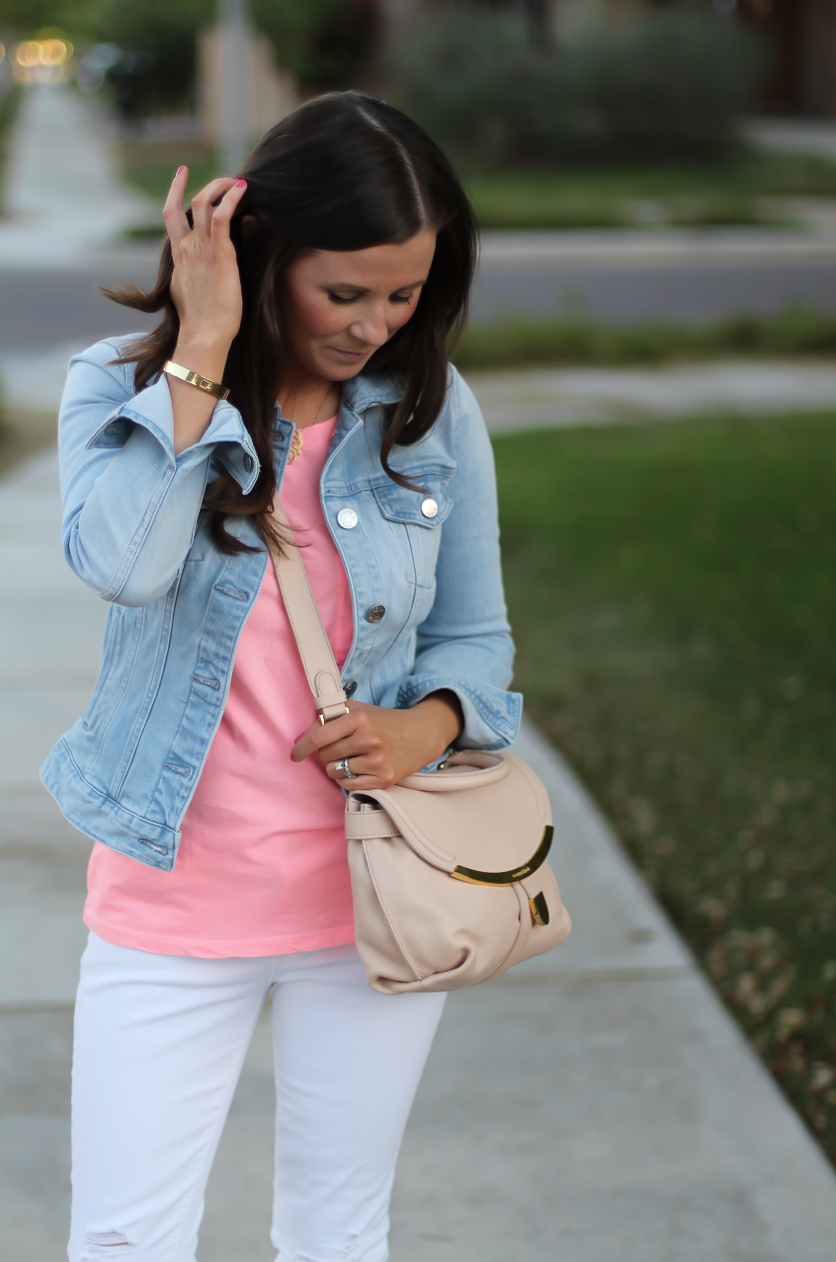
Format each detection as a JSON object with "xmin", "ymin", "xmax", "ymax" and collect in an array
[
  {"xmin": 163, "ymin": 168, "xmax": 249, "ymax": 354},
  {"xmin": 162, "ymin": 169, "xmax": 249, "ymax": 455}
]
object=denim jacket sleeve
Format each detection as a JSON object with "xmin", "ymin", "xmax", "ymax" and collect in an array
[
  {"xmin": 58, "ymin": 337, "xmax": 259, "ymax": 607},
  {"xmin": 378, "ymin": 369, "xmax": 522, "ymax": 751}
]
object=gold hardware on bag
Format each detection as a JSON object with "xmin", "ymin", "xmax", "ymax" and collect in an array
[
  {"xmin": 529, "ymin": 891, "xmax": 550, "ymax": 926},
  {"xmin": 450, "ymin": 825, "xmax": 554, "ymax": 887}
]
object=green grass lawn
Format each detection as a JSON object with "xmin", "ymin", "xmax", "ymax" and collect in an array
[
  {"xmin": 0, "ymin": 409, "xmax": 58, "ymax": 476},
  {"xmin": 454, "ymin": 309, "xmax": 836, "ymax": 371},
  {"xmin": 465, "ymin": 152, "xmax": 836, "ymax": 230},
  {"xmin": 494, "ymin": 412, "xmax": 836, "ymax": 1162}
]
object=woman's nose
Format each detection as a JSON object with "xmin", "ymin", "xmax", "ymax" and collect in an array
[{"xmin": 349, "ymin": 306, "xmax": 389, "ymax": 348}]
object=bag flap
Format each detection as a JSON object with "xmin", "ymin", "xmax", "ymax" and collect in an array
[{"xmin": 347, "ymin": 753, "xmax": 552, "ymax": 879}]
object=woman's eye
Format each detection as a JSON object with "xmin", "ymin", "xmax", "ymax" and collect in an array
[
  {"xmin": 327, "ymin": 292, "xmax": 360, "ymax": 306},
  {"xmin": 391, "ymin": 293, "xmax": 414, "ymax": 306}
]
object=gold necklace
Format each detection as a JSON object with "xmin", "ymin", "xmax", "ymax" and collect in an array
[{"xmin": 288, "ymin": 382, "xmax": 335, "ymax": 465}]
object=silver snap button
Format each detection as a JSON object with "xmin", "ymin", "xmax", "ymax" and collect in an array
[
  {"xmin": 421, "ymin": 497, "xmax": 439, "ymax": 518},
  {"xmin": 337, "ymin": 508, "xmax": 358, "ymax": 529},
  {"xmin": 366, "ymin": 605, "xmax": 385, "ymax": 623}
]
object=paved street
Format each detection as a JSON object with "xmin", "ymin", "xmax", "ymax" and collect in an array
[
  {"xmin": 473, "ymin": 253, "xmax": 836, "ymax": 326},
  {"xmin": 5, "ymin": 250, "xmax": 836, "ymax": 357},
  {"xmin": 0, "ymin": 268, "xmax": 156, "ymax": 352}
]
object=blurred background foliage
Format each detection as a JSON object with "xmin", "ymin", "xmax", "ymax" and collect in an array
[
  {"xmin": 0, "ymin": 1, "xmax": 769, "ymax": 161},
  {"xmin": 252, "ymin": 0, "xmax": 378, "ymax": 91},
  {"xmin": 0, "ymin": 0, "xmax": 785, "ymax": 231},
  {"xmin": 0, "ymin": 0, "xmax": 377, "ymax": 110},
  {"xmin": 384, "ymin": 6, "xmax": 769, "ymax": 169}
]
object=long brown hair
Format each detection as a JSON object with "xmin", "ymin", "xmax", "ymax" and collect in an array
[{"xmin": 107, "ymin": 91, "xmax": 478, "ymax": 554}]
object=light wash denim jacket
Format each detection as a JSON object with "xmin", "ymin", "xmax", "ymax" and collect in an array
[{"xmin": 41, "ymin": 336, "xmax": 521, "ymax": 871}]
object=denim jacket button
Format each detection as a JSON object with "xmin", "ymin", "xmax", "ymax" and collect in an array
[
  {"xmin": 243, "ymin": 454, "xmax": 254, "ymax": 472},
  {"xmin": 366, "ymin": 605, "xmax": 385, "ymax": 623},
  {"xmin": 421, "ymin": 497, "xmax": 439, "ymax": 518},
  {"xmin": 344, "ymin": 680, "xmax": 357, "ymax": 697},
  {"xmin": 337, "ymin": 508, "xmax": 358, "ymax": 529}
]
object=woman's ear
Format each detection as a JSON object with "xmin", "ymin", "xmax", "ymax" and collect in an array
[{"xmin": 240, "ymin": 213, "xmax": 258, "ymax": 242}]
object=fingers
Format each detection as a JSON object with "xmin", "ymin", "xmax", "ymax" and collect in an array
[
  {"xmin": 164, "ymin": 172, "xmax": 247, "ymax": 246},
  {"xmin": 162, "ymin": 166, "xmax": 190, "ymax": 246},
  {"xmin": 212, "ymin": 179, "xmax": 248, "ymax": 232},
  {"xmin": 190, "ymin": 177, "xmax": 246, "ymax": 237},
  {"xmin": 291, "ymin": 703, "xmax": 366, "ymax": 763},
  {"xmin": 325, "ymin": 757, "xmax": 397, "ymax": 791}
]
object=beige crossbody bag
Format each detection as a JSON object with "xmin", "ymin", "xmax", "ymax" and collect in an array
[{"xmin": 269, "ymin": 501, "xmax": 571, "ymax": 994}]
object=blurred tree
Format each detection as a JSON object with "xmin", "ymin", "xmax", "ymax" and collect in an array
[
  {"xmin": 0, "ymin": 0, "xmax": 113, "ymax": 41},
  {"xmin": 93, "ymin": 0, "xmax": 213, "ymax": 112},
  {"xmin": 0, "ymin": 0, "xmax": 212, "ymax": 111},
  {"xmin": 252, "ymin": 0, "xmax": 379, "ymax": 90},
  {"xmin": 388, "ymin": 5, "xmax": 768, "ymax": 169},
  {"xmin": 0, "ymin": 0, "xmax": 379, "ymax": 108}
]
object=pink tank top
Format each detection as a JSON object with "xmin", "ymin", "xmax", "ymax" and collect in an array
[{"xmin": 84, "ymin": 417, "xmax": 356, "ymax": 957}]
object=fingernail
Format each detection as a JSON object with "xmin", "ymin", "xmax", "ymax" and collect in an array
[
  {"xmin": 176, "ymin": 166, "xmax": 185, "ymax": 175},
  {"xmin": 235, "ymin": 179, "xmax": 246, "ymax": 188}
]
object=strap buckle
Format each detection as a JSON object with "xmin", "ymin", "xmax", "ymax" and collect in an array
[{"xmin": 319, "ymin": 705, "xmax": 351, "ymax": 725}]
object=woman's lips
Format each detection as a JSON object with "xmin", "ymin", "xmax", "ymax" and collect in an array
[{"xmin": 328, "ymin": 346, "xmax": 369, "ymax": 361}]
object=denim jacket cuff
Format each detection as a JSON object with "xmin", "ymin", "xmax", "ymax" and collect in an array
[
  {"xmin": 85, "ymin": 376, "xmax": 260, "ymax": 493},
  {"xmin": 385, "ymin": 675, "xmax": 522, "ymax": 752}
]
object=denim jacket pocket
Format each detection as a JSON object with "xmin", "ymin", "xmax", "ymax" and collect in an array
[{"xmin": 372, "ymin": 466, "xmax": 455, "ymax": 590}]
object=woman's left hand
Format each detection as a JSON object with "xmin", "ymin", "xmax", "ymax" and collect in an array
[{"xmin": 291, "ymin": 693, "xmax": 464, "ymax": 789}]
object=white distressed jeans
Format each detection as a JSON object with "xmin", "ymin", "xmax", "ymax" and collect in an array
[{"xmin": 69, "ymin": 933, "xmax": 446, "ymax": 1262}]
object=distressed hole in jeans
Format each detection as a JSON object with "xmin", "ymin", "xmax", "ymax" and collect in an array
[{"xmin": 80, "ymin": 1230, "xmax": 135, "ymax": 1257}]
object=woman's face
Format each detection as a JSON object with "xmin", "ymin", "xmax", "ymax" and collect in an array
[{"xmin": 281, "ymin": 230, "xmax": 437, "ymax": 381}]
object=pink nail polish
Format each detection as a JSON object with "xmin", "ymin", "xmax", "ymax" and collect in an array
[
  {"xmin": 235, "ymin": 179, "xmax": 246, "ymax": 188},
  {"xmin": 176, "ymin": 166, "xmax": 185, "ymax": 175}
]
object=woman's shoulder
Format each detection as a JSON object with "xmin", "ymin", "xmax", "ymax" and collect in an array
[
  {"xmin": 444, "ymin": 363, "xmax": 483, "ymax": 429},
  {"xmin": 352, "ymin": 364, "xmax": 484, "ymax": 434}
]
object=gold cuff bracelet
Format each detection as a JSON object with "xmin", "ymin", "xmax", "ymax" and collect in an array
[{"xmin": 163, "ymin": 360, "xmax": 230, "ymax": 401}]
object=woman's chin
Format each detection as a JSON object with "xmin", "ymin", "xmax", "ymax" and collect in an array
[{"xmin": 321, "ymin": 354, "xmax": 371, "ymax": 380}]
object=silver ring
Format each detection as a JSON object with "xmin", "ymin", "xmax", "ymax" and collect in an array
[{"xmin": 335, "ymin": 757, "xmax": 357, "ymax": 780}]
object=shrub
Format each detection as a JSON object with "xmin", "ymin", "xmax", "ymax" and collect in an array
[
  {"xmin": 452, "ymin": 308, "xmax": 836, "ymax": 372},
  {"xmin": 387, "ymin": 6, "xmax": 768, "ymax": 169},
  {"xmin": 253, "ymin": 0, "xmax": 378, "ymax": 91},
  {"xmin": 386, "ymin": 6, "xmax": 532, "ymax": 170}
]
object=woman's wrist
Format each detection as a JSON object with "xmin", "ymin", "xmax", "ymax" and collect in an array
[
  {"xmin": 172, "ymin": 331, "xmax": 231, "ymax": 385},
  {"xmin": 412, "ymin": 690, "xmax": 464, "ymax": 754}
]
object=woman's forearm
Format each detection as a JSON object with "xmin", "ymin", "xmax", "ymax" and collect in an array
[{"xmin": 169, "ymin": 332, "xmax": 232, "ymax": 456}]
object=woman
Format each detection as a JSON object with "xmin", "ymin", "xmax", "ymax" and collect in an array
[{"xmin": 42, "ymin": 92, "xmax": 520, "ymax": 1262}]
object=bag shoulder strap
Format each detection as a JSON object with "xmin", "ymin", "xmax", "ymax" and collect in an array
[{"xmin": 267, "ymin": 500, "xmax": 349, "ymax": 723}]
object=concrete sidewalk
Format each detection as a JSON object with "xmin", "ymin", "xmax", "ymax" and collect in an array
[
  {"xmin": 0, "ymin": 84, "xmax": 156, "ymax": 269},
  {"xmin": 3, "ymin": 446, "xmax": 836, "ymax": 1259},
  {"xmin": 470, "ymin": 361, "xmax": 836, "ymax": 432}
]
